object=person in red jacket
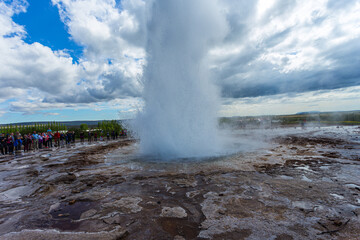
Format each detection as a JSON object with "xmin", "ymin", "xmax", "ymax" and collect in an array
[{"xmin": 54, "ymin": 131, "xmax": 61, "ymax": 148}]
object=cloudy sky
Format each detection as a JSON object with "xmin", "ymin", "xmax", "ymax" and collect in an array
[{"xmin": 0, "ymin": 0, "xmax": 359, "ymax": 123}]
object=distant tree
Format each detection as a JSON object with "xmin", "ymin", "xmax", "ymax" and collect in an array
[
  {"xmin": 97, "ymin": 120, "xmax": 123, "ymax": 135},
  {"xmin": 80, "ymin": 123, "xmax": 88, "ymax": 131}
]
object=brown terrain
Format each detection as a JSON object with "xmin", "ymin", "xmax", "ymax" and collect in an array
[{"xmin": 0, "ymin": 126, "xmax": 359, "ymax": 240}]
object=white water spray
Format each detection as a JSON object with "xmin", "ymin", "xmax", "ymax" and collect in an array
[{"xmin": 135, "ymin": 0, "xmax": 228, "ymax": 159}]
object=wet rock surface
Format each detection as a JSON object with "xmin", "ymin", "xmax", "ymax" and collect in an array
[
  {"xmin": 0, "ymin": 127, "xmax": 360, "ymax": 239},
  {"xmin": 160, "ymin": 207, "xmax": 188, "ymax": 218}
]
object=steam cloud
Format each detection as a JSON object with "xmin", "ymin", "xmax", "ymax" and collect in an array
[{"xmin": 134, "ymin": 0, "xmax": 228, "ymax": 158}]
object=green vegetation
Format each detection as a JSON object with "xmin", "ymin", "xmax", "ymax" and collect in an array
[
  {"xmin": 80, "ymin": 123, "xmax": 89, "ymax": 131},
  {"xmin": 274, "ymin": 111, "xmax": 360, "ymax": 125},
  {"xmin": 97, "ymin": 120, "xmax": 123, "ymax": 134},
  {"xmin": 63, "ymin": 120, "xmax": 125, "ymax": 138},
  {"xmin": 220, "ymin": 111, "xmax": 360, "ymax": 127},
  {"xmin": 67, "ymin": 120, "xmax": 125, "ymax": 138},
  {"xmin": 0, "ymin": 122, "xmax": 67, "ymax": 135}
]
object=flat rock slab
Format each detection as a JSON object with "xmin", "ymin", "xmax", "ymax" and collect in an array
[
  {"xmin": 1, "ymin": 229, "xmax": 127, "ymax": 240},
  {"xmin": 103, "ymin": 197, "xmax": 143, "ymax": 214},
  {"xmin": 160, "ymin": 207, "xmax": 187, "ymax": 218}
]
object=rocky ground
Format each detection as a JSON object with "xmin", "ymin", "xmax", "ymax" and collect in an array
[{"xmin": 0, "ymin": 126, "xmax": 359, "ymax": 240}]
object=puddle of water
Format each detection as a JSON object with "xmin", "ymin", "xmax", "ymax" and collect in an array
[
  {"xmin": 336, "ymin": 165, "xmax": 360, "ymax": 185},
  {"xmin": 296, "ymin": 166, "xmax": 316, "ymax": 173},
  {"xmin": 292, "ymin": 201, "xmax": 313, "ymax": 210},
  {"xmin": 47, "ymin": 200, "xmax": 98, "ymax": 231},
  {"xmin": 301, "ymin": 175, "xmax": 312, "ymax": 182},
  {"xmin": 50, "ymin": 200, "xmax": 97, "ymax": 221},
  {"xmin": 15, "ymin": 165, "xmax": 30, "ymax": 170},
  {"xmin": 345, "ymin": 183, "xmax": 360, "ymax": 189},
  {"xmin": 0, "ymin": 186, "xmax": 33, "ymax": 202},
  {"xmin": 330, "ymin": 193, "xmax": 344, "ymax": 199},
  {"xmin": 278, "ymin": 175, "xmax": 293, "ymax": 180}
]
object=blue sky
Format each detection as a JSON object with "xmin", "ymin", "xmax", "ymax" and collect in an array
[
  {"xmin": 12, "ymin": 0, "xmax": 83, "ymax": 62},
  {"xmin": 0, "ymin": 0, "xmax": 360, "ymax": 124}
]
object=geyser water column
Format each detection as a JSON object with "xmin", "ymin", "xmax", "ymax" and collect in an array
[{"xmin": 135, "ymin": 0, "xmax": 228, "ymax": 159}]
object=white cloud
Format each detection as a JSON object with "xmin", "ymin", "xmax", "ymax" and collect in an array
[
  {"xmin": 0, "ymin": 39, "xmax": 79, "ymax": 93},
  {"xmin": 43, "ymin": 112, "xmax": 60, "ymax": 116},
  {"xmin": 211, "ymin": 0, "xmax": 360, "ymax": 98},
  {"xmin": 47, "ymin": 0, "xmax": 146, "ymax": 103},
  {"xmin": 0, "ymin": 0, "xmax": 145, "ymax": 115},
  {"xmin": 1, "ymin": 0, "xmax": 360, "ymax": 117},
  {"xmin": 0, "ymin": 0, "xmax": 81, "ymax": 108},
  {"xmin": 220, "ymin": 85, "xmax": 360, "ymax": 117},
  {"xmin": 9, "ymin": 100, "xmax": 75, "ymax": 114}
]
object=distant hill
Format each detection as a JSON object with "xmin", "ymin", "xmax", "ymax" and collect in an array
[
  {"xmin": 296, "ymin": 110, "xmax": 360, "ymax": 115},
  {"xmin": 220, "ymin": 110, "xmax": 360, "ymax": 127},
  {"xmin": 296, "ymin": 111, "xmax": 321, "ymax": 115}
]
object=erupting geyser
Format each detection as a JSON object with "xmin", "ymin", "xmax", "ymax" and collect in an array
[{"xmin": 135, "ymin": 0, "xmax": 228, "ymax": 159}]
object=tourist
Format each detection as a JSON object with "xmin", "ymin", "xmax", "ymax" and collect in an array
[
  {"xmin": 66, "ymin": 131, "xmax": 72, "ymax": 145},
  {"xmin": 0, "ymin": 133, "xmax": 6, "ymax": 155},
  {"xmin": 23, "ymin": 134, "xmax": 30, "ymax": 152},
  {"xmin": 28, "ymin": 133, "xmax": 33, "ymax": 150},
  {"xmin": 72, "ymin": 131, "xmax": 75, "ymax": 143},
  {"xmin": 18, "ymin": 133, "xmax": 23, "ymax": 150},
  {"xmin": 47, "ymin": 132, "xmax": 50, "ymax": 147},
  {"xmin": 68, "ymin": 131, "xmax": 72, "ymax": 144},
  {"xmin": 60, "ymin": 132, "xmax": 65, "ymax": 147},
  {"xmin": 13, "ymin": 133, "xmax": 19, "ymax": 152},
  {"xmin": 80, "ymin": 132, "xmax": 84, "ymax": 143},
  {"xmin": 14, "ymin": 132, "xmax": 22, "ymax": 151},
  {"xmin": 32, "ymin": 132, "xmax": 39, "ymax": 151},
  {"xmin": 3, "ymin": 134, "xmax": 8, "ymax": 154},
  {"xmin": 44, "ymin": 132, "xmax": 49, "ymax": 148},
  {"xmin": 38, "ymin": 133, "xmax": 43, "ymax": 149},
  {"xmin": 65, "ymin": 132, "xmax": 70, "ymax": 145},
  {"xmin": 48, "ymin": 132, "xmax": 53, "ymax": 147},
  {"xmin": 41, "ymin": 133, "xmax": 44, "ymax": 148},
  {"xmin": 7, "ymin": 134, "xmax": 14, "ymax": 155},
  {"xmin": 54, "ymin": 131, "xmax": 61, "ymax": 147},
  {"xmin": 14, "ymin": 132, "xmax": 23, "ymax": 153},
  {"xmin": 88, "ymin": 131, "xmax": 91, "ymax": 143},
  {"xmin": 94, "ymin": 132, "xmax": 98, "ymax": 142}
]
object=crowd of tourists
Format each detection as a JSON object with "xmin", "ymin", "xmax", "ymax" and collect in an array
[{"xmin": 0, "ymin": 128, "xmax": 127, "ymax": 156}]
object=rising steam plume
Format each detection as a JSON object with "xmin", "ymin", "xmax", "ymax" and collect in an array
[{"xmin": 135, "ymin": 0, "xmax": 228, "ymax": 158}]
